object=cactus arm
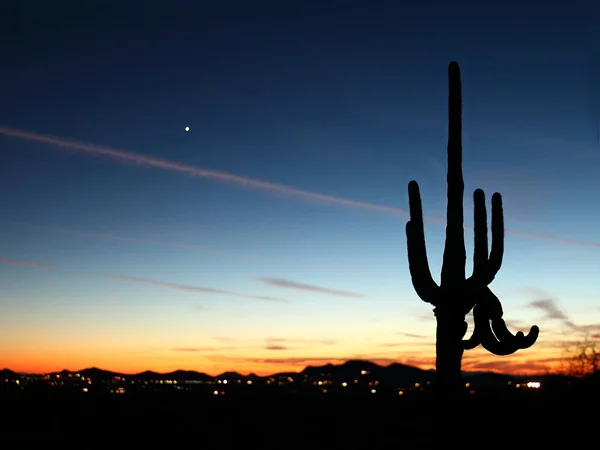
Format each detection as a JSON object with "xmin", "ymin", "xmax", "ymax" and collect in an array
[
  {"xmin": 467, "ymin": 288, "xmax": 539, "ymax": 355},
  {"xmin": 441, "ymin": 61, "xmax": 466, "ymax": 287},
  {"xmin": 490, "ymin": 318, "xmax": 539, "ymax": 350},
  {"xmin": 486, "ymin": 192, "xmax": 504, "ymax": 283},
  {"xmin": 472, "ymin": 188, "xmax": 489, "ymax": 282},
  {"xmin": 480, "ymin": 319, "xmax": 538, "ymax": 356},
  {"xmin": 470, "ymin": 189, "xmax": 503, "ymax": 286},
  {"xmin": 462, "ymin": 322, "xmax": 480, "ymax": 350},
  {"xmin": 406, "ymin": 180, "xmax": 439, "ymax": 305}
]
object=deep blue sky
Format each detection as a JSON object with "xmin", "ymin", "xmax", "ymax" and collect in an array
[{"xmin": 1, "ymin": 0, "xmax": 599, "ymax": 375}]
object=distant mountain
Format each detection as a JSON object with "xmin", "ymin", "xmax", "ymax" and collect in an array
[
  {"xmin": 300, "ymin": 359, "xmax": 435, "ymax": 386},
  {"xmin": 216, "ymin": 371, "xmax": 245, "ymax": 380},
  {"xmin": 11, "ymin": 360, "xmax": 537, "ymax": 385},
  {"xmin": 49, "ymin": 368, "xmax": 122, "ymax": 380},
  {"xmin": 134, "ymin": 370, "xmax": 162, "ymax": 380},
  {"xmin": 0, "ymin": 369, "xmax": 17, "ymax": 379},
  {"xmin": 164, "ymin": 370, "xmax": 212, "ymax": 381},
  {"xmin": 271, "ymin": 371, "xmax": 299, "ymax": 378}
]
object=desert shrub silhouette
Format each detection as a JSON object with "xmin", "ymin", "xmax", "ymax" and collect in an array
[{"xmin": 405, "ymin": 62, "xmax": 540, "ymax": 395}]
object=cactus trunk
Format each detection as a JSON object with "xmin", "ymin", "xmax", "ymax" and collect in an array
[{"xmin": 435, "ymin": 311, "xmax": 466, "ymax": 393}]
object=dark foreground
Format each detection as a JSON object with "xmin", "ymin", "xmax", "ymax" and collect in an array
[{"xmin": 1, "ymin": 389, "xmax": 595, "ymax": 448}]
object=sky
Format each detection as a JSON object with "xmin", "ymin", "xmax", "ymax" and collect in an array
[{"xmin": 1, "ymin": 0, "xmax": 599, "ymax": 376}]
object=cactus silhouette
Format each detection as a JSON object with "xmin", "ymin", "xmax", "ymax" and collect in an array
[{"xmin": 405, "ymin": 61, "xmax": 540, "ymax": 393}]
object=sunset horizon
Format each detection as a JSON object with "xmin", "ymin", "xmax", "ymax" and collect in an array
[
  {"xmin": 0, "ymin": 354, "xmax": 560, "ymax": 378},
  {"xmin": 2, "ymin": 2, "xmax": 599, "ymax": 388}
]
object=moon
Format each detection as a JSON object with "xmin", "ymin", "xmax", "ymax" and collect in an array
[{"xmin": 184, "ymin": 126, "xmax": 190, "ymax": 132}]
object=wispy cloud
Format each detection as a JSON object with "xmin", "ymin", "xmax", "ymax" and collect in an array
[
  {"xmin": 172, "ymin": 347, "xmax": 227, "ymax": 352},
  {"xmin": 379, "ymin": 342, "xmax": 434, "ymax": 347},
  {"xmin": 266, "ymin": 337, "xmax": 337, "ymax": 346},
  {"xmin": 213, "ymin": 337, "xmax": 236, "ymax": 343},
  {"xmin": 104, "ymin": 274, "xmax": 237, "ymax": 296},
  {"xmin": 395, "ymin": 332, "xmax": 428, "ymax": 339},
  {"xmin": 265, "ymin": 345, "xmax": 288, "ymax": 350},
  {"xmin": 580, "ymin": 324, "xmax": 600, "ymax": 336},
  {"xmin": 259, "ymin": 277, "xmax": 367, "ymax": 298},
  {"xmin": 525, "ymin": 297, "xmax": 600, "ymax": 342},
  {"xmin": 248, "ymin": 295, "xmax": 290, "ymax": 303},
  {"xmin": 0, "ymin": 220, "xmax": 394, "ymax": 278},
  {"xmin": 3, "ymin": 126, "xmax": 600, "ymax": 249},
  {"xmin": 104, "ymin": 274, "xmax": 290, "ymax": 303},
  {"xmin": 0, "ymin": 256, "xmax": 61, "ymax": 270},
  {"xmin": 0, "ymin": 126, "xmax": 407, "ymax": 215},
  {"xmin": 417, "ymin": 313, "xmax": 435, "ymax": 322},
  {"xmin": 527, "ymin": 298, "xmax": 578, "ymax": 330}
]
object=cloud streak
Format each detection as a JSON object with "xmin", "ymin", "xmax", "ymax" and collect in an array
[
  {"xmin": 526, "ymin": 297, "xmax": 600, "ymax": 340},
  {"xmin": 0, "ymin": 220, "xmax": 395, "ymax": 277},
  {"xmin": 527, "ymin": 298, "xmax": 578, "ymax": 330},
  {"xmin": 259, "ymin": 277, "xmax": 367, "ymax": 298},
  {"xmin": 172, "ymin": 347, "xmax": 226, "ymax": 352},
  {"xmin": 0, "ymin": 126, "xmax": 407, "ymax": 215},
  {"xmin": 3, "ymin": 126, "xmax": 600, "ymax": 249},
  {"xmin": 0, "ymin": 256, "xmax": 61, "ymax": 270},
  {"xmin": 104, "ymin": 274, "xmax": 290, "ymax": 303},
  {"xmin": 0, "ymin": 254, "xmax": 290, "ymax": 304},
  {"xmin": 104, "ymin": 274, "xmax": 237, "ymax": 296},
  {"xmin": 265, "ymin": 337, "xmax": 337, "ymax": 346},
  {"xmin": 395, "ymin": 332, "xmax": 428, "ymax": 339}
]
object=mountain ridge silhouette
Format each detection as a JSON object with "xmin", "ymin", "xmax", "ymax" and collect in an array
[{"xmin": 1, "ymin": 359, "xmax": 538, "ymax": 383}]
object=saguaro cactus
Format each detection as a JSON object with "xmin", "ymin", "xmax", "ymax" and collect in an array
[{"xmin": 406, "ymin": 62, "xmax": 539, "ymax": 393}]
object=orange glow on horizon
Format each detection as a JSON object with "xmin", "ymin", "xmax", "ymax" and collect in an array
[{"xmin": 1, "ymin": 352, "xmax": 564, "ymax": 377}]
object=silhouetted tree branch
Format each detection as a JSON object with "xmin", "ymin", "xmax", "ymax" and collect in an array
[{"xmin": 560, "ymin": 336, "xmax": 599, "ymax": 377}]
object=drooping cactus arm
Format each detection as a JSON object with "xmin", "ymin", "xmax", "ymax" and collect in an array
[
  {"xmin": 462, "ymin": 287, "xmax": 502, "ymax": 350},
  {"xmin": 490, "ymin": 318, "xmax": 539, "ymax": 350},
  {"xmin": 406, "ymin": 180, "xmax": 439, "ymax": 305},
  {"xmin": 441, "ymin": 61, "xmax": 466, "ymax": 287},
  {"xmin": 462, "ymin": 316, "xmax": 480, "ymax": 350},
  {"xmin": 465, "ymin": 288, "xmax": 540, "ymax": 355}
]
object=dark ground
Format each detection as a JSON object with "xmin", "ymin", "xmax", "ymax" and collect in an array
[{"xmin": 0, "ymin": 389, "xmax": 595, "ymax": 448}]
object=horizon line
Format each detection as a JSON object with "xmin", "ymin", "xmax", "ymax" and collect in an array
[{"xmin": 0, "ymin": 360, "xmax": 539, "ymax": 378}]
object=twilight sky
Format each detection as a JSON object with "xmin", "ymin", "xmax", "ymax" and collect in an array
[{"xmin": 1, "ymin": 0, "xmax": 600, "ymax": 376}]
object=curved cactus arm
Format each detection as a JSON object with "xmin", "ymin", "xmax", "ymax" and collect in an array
[
  {"xmin": 462, "ymin": 321, "xmax": 480, "ymax": 350},
  {"xmin": 441, "ymin": 61, "xmax": 466, "ymax": 287},
  {"xmin": 462, "ymin": 287, "xmax": 501, "ymax": 350},
  {"xmin": 480, "ymin": 321, "xmax": 539, "ymax": 356},
  {"xmin": 480, "ymin": 285, "xmax": 504, "ymax": 318},
  {"xmin": 469, "ymin": 289, "xmax": 540, "ymax": 355},
  {"xmin": 406, "ymin": 181, "xmax": 439, "ymax": 305},
  {"xmin": 490, "ymin": 318, "xmax": 539, "ymax": 350},
  {"xmin": 486, "ymin": 192, "xmax": 504, "ymax": 283},
  {"xmin": 472, "ymin": 306, "xmax": 515, "ymax": 356}
]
